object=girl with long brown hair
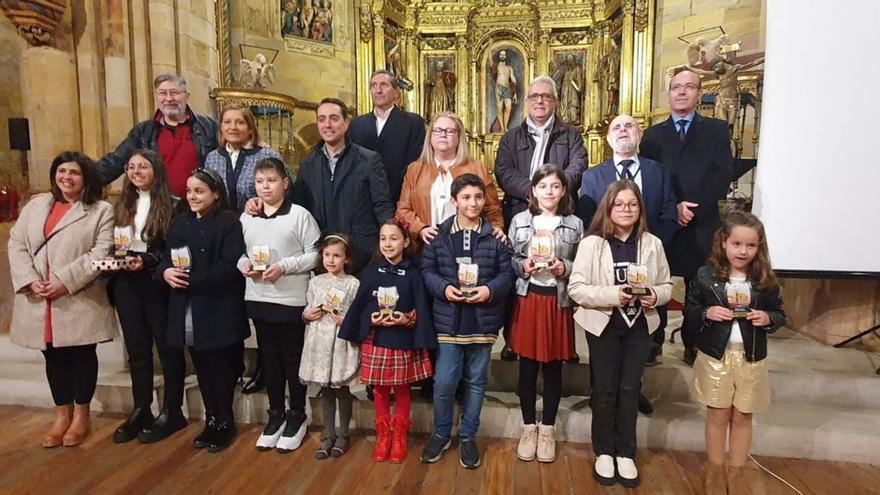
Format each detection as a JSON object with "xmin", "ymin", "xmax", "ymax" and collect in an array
[
  {"xmin": 110, "ymin": 149, "xmax": 188, "ymax": 445},
  {"xmin": 567, "ymin": 180, "xmax": 673, "ymax": 488},
  {"xmin": 685, "ymin": 211, "xmax": 785, "ymax": 494}
]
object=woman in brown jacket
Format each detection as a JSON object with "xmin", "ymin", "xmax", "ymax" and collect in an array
[
  {"xmin": 8, "ymin": 152, "xmax": 117, "ymax": 448},
  {"xmin": 395, "ymin": 111, "xmax": 504, "ymax": 253}
]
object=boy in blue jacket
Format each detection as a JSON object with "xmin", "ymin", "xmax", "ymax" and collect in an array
[{"xmin": 419, "ymin": 173, "xmax": 514, "ymax": 469}]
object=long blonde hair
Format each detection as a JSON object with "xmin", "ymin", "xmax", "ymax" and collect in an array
[{"xmin": 418, "ymin": 111, "xmax": 469, "ymax": 166}]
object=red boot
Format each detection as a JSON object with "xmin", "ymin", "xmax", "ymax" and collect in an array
[
  {"xmin": 372, "ymin": 416, "xmax": 392, "ymax": 462},
  {"xmin": 390, "ymin": 416, "xmax": 411, "ymax": 463}
]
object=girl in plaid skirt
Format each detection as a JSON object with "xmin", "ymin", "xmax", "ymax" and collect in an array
[{"xmin": 338, "ymin": 218, "xmax": 436, "ymax": 464}]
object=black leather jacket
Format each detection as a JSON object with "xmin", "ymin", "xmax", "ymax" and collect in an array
[
  {"xmin": 684, "ymin": 265, "xmax": 785, "ymax": 362},
  {"xmin": 97, "ymin": 108, "xmax": 218, "ymax": 186}
]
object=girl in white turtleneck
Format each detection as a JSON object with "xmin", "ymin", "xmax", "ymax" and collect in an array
[{"xmin": 109, "ymin": 149, "xmax": 186, "ymax": 445}]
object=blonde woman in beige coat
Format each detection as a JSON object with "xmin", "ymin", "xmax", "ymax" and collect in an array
[
  {"xmin": 567, "ymin": 180, "xmax": 672, "ymax": 489},
  {"xmin": 8, "ymin": 152, "xmax": 117, "ymax": 448}
]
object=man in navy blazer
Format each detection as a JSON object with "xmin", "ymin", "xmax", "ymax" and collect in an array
[{"xmin": 348, "ymin": 70, "xmax": 426, "ymax": 203}]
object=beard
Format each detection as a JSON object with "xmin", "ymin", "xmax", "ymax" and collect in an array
[{"xmin": 609, "ymin": 137, "xmax": 637, "ymax": 154}]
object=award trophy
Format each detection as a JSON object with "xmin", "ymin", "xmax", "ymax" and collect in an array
[
  {"xmin": 727, "ymin": 281, "xmax": 751, "ymax": 318},
  {"xmin": 250, "ymin": 245, "xmax": 270, "ymax": 272},
  {"xmin": 458, "ymin": 263, "xmax": 479, "ymax": 297},
  {"xmin": 529, "ymin": 233, "xmax": 554, "ymax": 269},
  {"xmin": 113, "ymin": 226, "xmax": 133, "ymax": 259},
  {"xmin": 626, "ymin": 264, "xmax": 650, "ymax": 296},
  {"xmin": 376, "ymin": 286, "xmax": 399, "ymax": 316},
  {"xmin": 171, "ymin": 246, "xmax": 193, "ymax": 272},
  {"xmin": 321, "ymin": 287, "xmax": 346, "ymax": 314}
]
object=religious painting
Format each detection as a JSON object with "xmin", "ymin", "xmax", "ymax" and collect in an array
[
  {"xmin": 280, "ymin": 0, "xmax": 333, "ymax": 44},
  {"xmin": 550, "ymin": 49, "xmax": 587, "ymax": 126},
  {"xmin": 384, "ymin": 20, "xmax": 412, "ymax": 91},
  {"xmin": 424, "ymin": 55, "xmax": 456, "ymax": 122},
  {"xmin": 483, "ymin": 45, "xmax": 526, "ymax": 134}
]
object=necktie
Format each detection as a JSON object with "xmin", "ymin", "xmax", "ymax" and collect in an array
[
  {"xmin": 619, "ymin": 159, "xmax": 634, "ymax": 180},
  {"xmin": 677, "ymin": 119, "xmax": 688, "ymax": 141}
]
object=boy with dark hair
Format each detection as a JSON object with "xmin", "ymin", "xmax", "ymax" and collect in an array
[{"xmin": 420, "ymin": 173, "xmax": 515, "ymax": 469}]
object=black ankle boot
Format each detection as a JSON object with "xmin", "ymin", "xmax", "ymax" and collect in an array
[
  {"xmin": 241, "ymin": 361, "xmax": 265, "ymax": 395},
  {"xmin": 207, "ymin": 417, "xmax": 236, "ymax": 453},
  {"xmin": 113, "ymin": 406, "xmax": 155, "ymax": 444},
  {"xmin": 500, "ymin": 345, "xmax": 518, "ymax": 361},
  {"xmin": 193, "ymin": 414, "xmax": 217, "ymax": 449},
  {"xmin": 138, "ymin": 408, "xmax": 188, "ymax": 443}
]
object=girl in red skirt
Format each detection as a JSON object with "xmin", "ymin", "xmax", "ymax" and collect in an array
[
  {"xmin": 338, "ymin": 218, "xmax": 435, "ymax": 463},
  {"xmin": 507, "ymin": 163, "xmax": 584, "ymax": 463}
]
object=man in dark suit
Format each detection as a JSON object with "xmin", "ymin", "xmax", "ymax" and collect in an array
[
  {"xmin": 578, "ymin": 113, "xmax": 679, "ymax": 414},
  {"xmin": 639, "ymin": 69, "xmax": 734, "ymax": 366},
  {"xmin": 292, "ymin": 98, "xmax": 395, "ymax": 273},
  {"xmin": 348, "ymin": 69, "xmax": 426, "ymax": 203}
]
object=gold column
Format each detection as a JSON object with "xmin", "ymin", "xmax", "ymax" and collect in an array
[
  {"xmin": 630, "ymin": 0, "xmax": 655, "ymax": 123},
  {"xmin": 402, "ymin": 28, "xmax": 419, "ymax": 111},
  {"xmin": 372, "ymin": 14, "xmax": 386, "ymax": 76},
  {"xmin": 618, "ymin": 0, "xmax": 635, "ymax": 115},
  {"xmin": 455, "ymin": 33, "xmax": 469, "ymax": 125},
  {"xmin": 356, "ymin": 4, "xmax": 377, "ymax": 114},
  {"xmin": 536, "ymin": 29, "xmax": 551, "ymax": 76}
]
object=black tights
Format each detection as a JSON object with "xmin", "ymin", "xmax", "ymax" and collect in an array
[
  {"xmin": 43, "ymin": 343, "xmax": 98, "ymax": 405},
  {"xmin": 518, "ymin": 357, "xmax": 563, "ymax": 425}
]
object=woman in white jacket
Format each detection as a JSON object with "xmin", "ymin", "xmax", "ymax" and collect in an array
[{"xmin": 568, "ymin": 180, "xmax": 672, "ymax": 489}]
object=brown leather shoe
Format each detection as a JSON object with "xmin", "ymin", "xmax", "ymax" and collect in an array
[
  {"xmin": 62, "ymin": 403, "xmax": 91, "ymax": 447},
  {"xmin": 705, "ymin": 462, "xmax": 727, "ymax": 495},
  {"xmin": 42, "ymin": 404, "xmax": 73, "ymax": 448}
]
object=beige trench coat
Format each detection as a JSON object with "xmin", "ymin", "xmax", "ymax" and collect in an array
[
  {"xmin": 7, "ymin": 193, "xmax": 118, "ymax": 350},
  {"xmin": 567, "ymin": 233, "xmax": 673, "ymax": 336}
]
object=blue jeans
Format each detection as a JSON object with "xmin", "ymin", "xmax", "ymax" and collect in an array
[{"xmin": 432, "ymin": 343, "xmax": 492, "ymax": 439}]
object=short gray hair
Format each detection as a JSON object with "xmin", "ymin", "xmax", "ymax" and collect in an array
[
  {"xmin": 153, "ymin": 74, "xmax": 189, "ymax": 92},
  {"xmin": 528, "ymin": 76, "xmax": 558, "ymax": 98}
]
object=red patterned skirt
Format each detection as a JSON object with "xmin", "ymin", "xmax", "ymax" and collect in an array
[
  {"xmin": 359, "ymin": 330, "xmax": 433, "ymax": 386},
  {"xmin": 508, "ymin": 285, "xmax": 576, "ymax": 362}
]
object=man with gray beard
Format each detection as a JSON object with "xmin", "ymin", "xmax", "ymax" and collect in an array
[{"xmin": 577, "ymin": 114, "xmax": 679, "ymax": 413}]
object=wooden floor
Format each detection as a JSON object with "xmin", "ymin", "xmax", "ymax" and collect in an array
[{"xmin": 1, "ymin": 406, "xmax": 878, "ymax": 494}]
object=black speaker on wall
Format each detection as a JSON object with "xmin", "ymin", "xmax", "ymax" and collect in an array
[{"xmin": 8, "ymin": 118, "xmax": 30, "ymax": 151}]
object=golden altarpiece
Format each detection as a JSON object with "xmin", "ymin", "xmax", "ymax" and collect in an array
[{"xmin": 354, "ymin": 0, "xmax": 656, "ymax": 168}]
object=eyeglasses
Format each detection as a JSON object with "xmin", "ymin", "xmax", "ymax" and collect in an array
[
  {"xmin": 527, "ymin": 92, "xmax": 556, "ymax": 102},
  {"xmin": 612, "ymin": 201, "xmax": 640, "ymax": 211},
  {"xmin": 431, "ymin": 127, "xmax": 459, "ymax": 136},
  {"xmin": 125, "ymin": 163, "xmax": 153, "ymax": 172},
  {"xmin": 669, "ymin": 83, "xmax": 699, "ymax": 92},
  {"xmin": 610, "ymin": 122, "xmax": 638, "ymax": 132},
  {"xmin": 156, "ymin": 90, "xmax": 185, "ymax": 98}
]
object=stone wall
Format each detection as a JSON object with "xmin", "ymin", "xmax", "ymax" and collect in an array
[{"xmin": 0, "ymin": 16, "xmax": 27, "ymax": 191}]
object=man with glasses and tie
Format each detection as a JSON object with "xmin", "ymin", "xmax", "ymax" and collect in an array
[
  {"xmin": 578, "ymin": 114, "xmax": 679, "ymax": 414},
  {"xmin": 494, "ymin": 75, "xmax": 587, "ymax": 360},
  {"xmin": 640, "ymin": 68, "xmax": 733, "ymax": 366},
  {"xmin": 95, "ymin": 74, "xmax": 218, "ymax": 198}
]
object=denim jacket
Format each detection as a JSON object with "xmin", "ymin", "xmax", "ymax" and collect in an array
[{"xmin": 508, "ymin": 210, "xmax": 583, "ymax": 308}]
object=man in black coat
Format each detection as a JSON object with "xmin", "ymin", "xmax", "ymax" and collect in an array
[
  {"xmin": 292, "ymin": 98, "xmax": 395, "ymax": 273},
  {"xmin": 640, "ymin": 69, "xmax": 734, "ymax": 365},
  {"xmin": 95, "ymin": 74, "xmax": 218, "ymax": 198},
  {"xmin": 348, "ymin": 69, "xmax": 426, "ymax": 203}
]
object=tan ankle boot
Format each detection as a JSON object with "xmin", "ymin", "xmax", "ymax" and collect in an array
[
  {"xmin": 705, "ymin": 462, "xmax": 727, "ymax": 495},
  {"xmin": 63, "ymin": 403, "xmax": 91, "ymax": 447},
  {"xmin": 43, "ymin": 404, "xmax": 73, "ymax": 448}
]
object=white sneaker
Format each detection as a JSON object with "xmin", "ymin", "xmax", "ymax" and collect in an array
[
  {"xmin": 536, "ymin": 424, "xmax": 556, "ymax": 463},
  {"xmin": 276, "ymin": 412, "xmax": 310, "ymax": 453},
  {"xmin": 615, "ymin": 456, "xmax": 640, "ymax": 488},
  {"xmin": 593, "ymin": 454, "xmax": 616, "ymax": 485},
  {"xmin": 516, "ymin": 424, "xmax": 538, "ymax": 461},
  {"xmin": 255, "ymin": 418, "xmax": 286, "ymax": 451}
]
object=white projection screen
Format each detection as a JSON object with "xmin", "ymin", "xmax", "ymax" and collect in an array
[{"xmin": 752, "ymin": 0, "xmax": 880, "ymax": 275}]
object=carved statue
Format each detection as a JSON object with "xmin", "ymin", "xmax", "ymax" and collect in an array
[
  {"xmin": 596, "ymin": 39, "xmax": 620, "ymax": 117},
  {"xmin": 386, "ymin": 42, "xmax": 413, "ymax": 91},
  {"xmin": 687, "ymin": 35, "xmax": 764, "ymax": 127},
  {"xmin": 491, "ymin": 50, "xmax": 518, "ymax": 132},
  {"xmin": 552, "ymin": 53, "xmax": 583, "ymax": 125},
  {"xmin": 238, "ymin": 53, "xmax": 277, "ymax": 90},
  {"xmin": 427, "ymin": 60, "xmax": 456, "ymax": 121}
]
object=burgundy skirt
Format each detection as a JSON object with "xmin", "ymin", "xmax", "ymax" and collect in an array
[
  {"xmin": 359, "ymin": 330, "xmax": 433, "ymax": 386},
  {"xmin": 508, "ymin": 285, "xmax": 576, "ymax": 362}
]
